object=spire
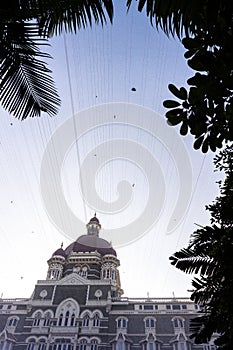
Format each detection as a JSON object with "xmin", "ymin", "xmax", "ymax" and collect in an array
[{"xmin": 86, "ymin": 214, "xmax": 101, "ymax": 236}]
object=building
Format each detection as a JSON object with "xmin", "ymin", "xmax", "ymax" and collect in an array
[{"xmin": 0, "ymin": 216, "xmax": 216, "ymax": 350}]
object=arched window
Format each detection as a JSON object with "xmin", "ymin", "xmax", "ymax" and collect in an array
[
  {"xmin": 55, "ymin": 299, "xmax": 79, "ymax": 328},
  {"xmin": 54, "ymin": 338, "xmax": 72, "ymax": 350},
  {"xmin": 92, "ymin": 315, "xmax": 100, "ymax": 327},
  {"xmin": 7, "ymin": 317, "xmax": 18, "ymax": 327},
  {"xmin": 116, "ymin": 318, "xmax": 127, "ymax": 328},
  {"xmin": 70, "ymin": 313, "xmax": 75, "ymax": 327},
  {"xmin": 82, "ymin": 315, "xmax": 90, "ymax": 327},
  {"xmin": 38, "ymin": 339, "xmax": 47, "ymax": 350},
  {"xmin": 90, "ymin": 340, "xmax": 98, "ymax": 350},
  {"xmin": 58, "ymin": 313, "xmax": 63, "ymax": 326},
  {"xmin": 64, "ymin": 311, "xmax": 70, "ymax": 326},
  {"xmin": 143, "ymin": 337, "xmax": 160, "ymax": 350},
  {"xmin": 43, "ymin": 312, "xmax": 52, "ymax": 326},
  {"xmin": 145, "ymin": 318, "xmax": 155, "ymax": 328},
  {"xmin": 173, "ymin": 318, "xmax": 184, "ymax": 329},
  {"xmin": 115, "ymin": 335, "xmax": 129, "ymax": 350},
  {"xmin": 27, "ymin": 339, "xmax": 36, "ymax": 350},
  {"xmin": 81, "ymin": 267, "xmax": 88, "ymax": 278},
  {"xmin": 33, "ymin": 312, "xmax": 42, "ymax": 327},
  {"xmin": 79, "ymin": 340, "xmax": 87, "ymax": 350}
]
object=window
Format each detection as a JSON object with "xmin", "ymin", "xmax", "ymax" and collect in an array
[
  {"xmin": 148, "ymin": 342, "xmax": 154, "ymax": 350},
  {"xmin": 115, "ymin": 338, "xmax": 129, "ymax": 350},
  {"xmin": 0, "ymin": 341, "xmax": 11, "ymax": 350},
  {"xmin": 103, "ymin": 266, "xmax": 115, "ymax": 280},
  {"xmin": 38, "ymin": 340, "xmax": 46, "ymax": 350},
  {"xmin": 166, "ymin": 305, "xmax": 171, "ymax": 310},
  {"xmin": 7, "ymin": 317, "xmax": 18, "ymax": 327},
  {"xmin": 70, "ymin": 313, "xmax": 75, "ymax": 327},
  {"xmin": 0, "ymin": 341, "xmax": 12, "ymax": 350},
  {"xmin": 58, "ymin": 313, "xmax": 63, "ymax": 326},
  {"xmin": 172, "ymin": 305, "xmax": 181, "ymax": 310},
  {"xmin": 64, "ymin": 311, "xmax": 70, "ymax": 326},
  {"xmin": 56, "ymin": 300, "xmax": 78, "ymax": 327},
  {"xmin": 117, "ymin": 341, "xmax": 123, "ymax": 350},
  {"xmin": 44, "ymin": 312, "xmax": 52, "ymax": 326},
  {"xmin": 117, "ymin": 318, "xmax": 127, "ymax": 328},
  {"xmin": 145, "ymin": 318, "xmax": 155, "ymax": 328},
  {"xmin": 144, "ymin": 305, "xmax": 153, "ymax": 310},
  {"xmin": 79, "ymin": 340, "xmax": 87, "ymax": 350},
  {"xmin": 82, "ymin": 315, "xmax": 90, "ymax": 327},
  {"xmin": 182, "ymin": 305, "xmax": 187, "ymax": 310},
  {"xmin": 180, "ymin": 343, "xmax": 186, "ymax": 350},
  {"xmin": 75, "ymin": 266, "xmax": 88, "ymax": 279},
  {"xmin": 173, "ymin": 318, "xmax": 184, "ymax": 328},
  {"xmin": 54, "ymin": 339, "xmax": 72, "ymax": 350},
  {"xmin": 33, "ymin": 312, "xmax": 42, "ymax": 327},
  {"xmin": 27, "ymin": 339, "xmax": 36, "ymax": 350},
  {"xmin": 143, "ymin": 340, "xmax": 160, "ymax": 350},
  {"xmin": 173, "ymin": 343, "xmax": 187, "ymax": 350},
  {"xmin": 92, "ymin": 315, "xmax": 100, "ymax": 327},
  {"xmin": 90, "ymin": 340, "xmax": 98, "ymax": 350},
  {"xmin": 203, "ymin": 345, "xmax": 216, "ymax": 350},
  {"xmin": 106, "ymin": 269, "xmax": 110, "ymax": 279}
]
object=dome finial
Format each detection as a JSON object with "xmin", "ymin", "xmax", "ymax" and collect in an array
[{"xmin": 61, "ymin": 242, "xmax": 63, "ymax": 248}]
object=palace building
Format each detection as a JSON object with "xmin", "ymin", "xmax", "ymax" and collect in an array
[{"xmin": 0, "ymin": 216, "xmax": 216, "ymax": 350}]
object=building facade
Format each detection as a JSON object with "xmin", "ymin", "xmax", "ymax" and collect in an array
[{"xmin": 0, "ymin": 216, "xmax": 216, "ymax": 350}]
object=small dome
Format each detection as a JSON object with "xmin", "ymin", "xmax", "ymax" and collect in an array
[
  {"xmin": 52, "ymin": 248, "xmax": 66, "ymax": 258},
  {"xmin": 89, "ymin": 216, "xmax": 100, "ymax": 224}
]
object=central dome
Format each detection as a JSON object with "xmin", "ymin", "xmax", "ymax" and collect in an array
[
  {"xmin": 64, "ymin": 235, "xmax": 116, "ymax": 256},
  {"xmin": 51, "ymin": 216, "xmax": 117, "ymax": 258}
]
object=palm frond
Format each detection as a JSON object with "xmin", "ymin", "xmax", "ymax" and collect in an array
[
  {"xmin": 169, "ymin": 248, "xmax": 216, "ymax": 276},
  {"xmin": 126, "ymin": 0, "xmax": 200, "ymax": 37},
  {"xmin": 37, "ymin": 0, "xmax": 114, "ymax": 37},
  {"xmin": 0, "ymin": 21, "xmax": 60, "ymax": 119},
  {"xmin": 126, "ymin": 0, "xmax": 228, "ymax": 38}
]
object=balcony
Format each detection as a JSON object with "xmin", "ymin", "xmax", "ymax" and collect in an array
[{"xmin": 50, "ymin": 326, "xmax": 79, "ymax": 334}]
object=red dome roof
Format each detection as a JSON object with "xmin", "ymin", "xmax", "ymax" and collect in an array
[
  {"xmin": 65, "ymin": 235, "xmax": 116, "ymax": 257},
  {"xmin": 52, "ymin": 247, "xmax": 66, "ymax": 257}
]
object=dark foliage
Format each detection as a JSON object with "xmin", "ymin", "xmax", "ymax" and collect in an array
[
  {"xmin": 127, "ymin": 0, "xmax": 233, "ymax": 152},
  {"xmin": 0, "ymin": 0, "xmax": 113, "ymax": 119},
  {"xmin": 170, "ymin": 145, "xmax": 233, "ymax": 348}
]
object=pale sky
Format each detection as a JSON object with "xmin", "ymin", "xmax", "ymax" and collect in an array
[{"xmin": 0, "ymin": 2, "xmax": 220, "ymax": 299}]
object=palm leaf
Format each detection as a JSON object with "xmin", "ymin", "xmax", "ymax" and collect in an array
[
  {"xmin": 0, "ymin": 21, "xmax": 60, "ymax": 119},
  {"xmin": 126, "ymin": 0, "xmax": 228, "ymax": 38},
  {"xmin": 37, "ymin": 0, "xmax": 114, "ymax": 37},
  {"xmin": 169, "ymin": 247, "xmax": 216, "ymax": 276}
]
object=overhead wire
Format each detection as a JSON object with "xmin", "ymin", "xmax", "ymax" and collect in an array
[{"xmin": 63, "ymin": 34, "xmax": 88, "ymax": 224}]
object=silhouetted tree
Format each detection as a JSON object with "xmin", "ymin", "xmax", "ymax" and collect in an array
[
  {"xmin": 127, "ymin": 0, "xmax": 233, "ymax": 152},
  {"xmin": 0, "ymin": 0, "xmax": 113, "ymax": 119},
  {"xmin": 170, "ymin": 144, "xmax": 233, "ymax": 348}
]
